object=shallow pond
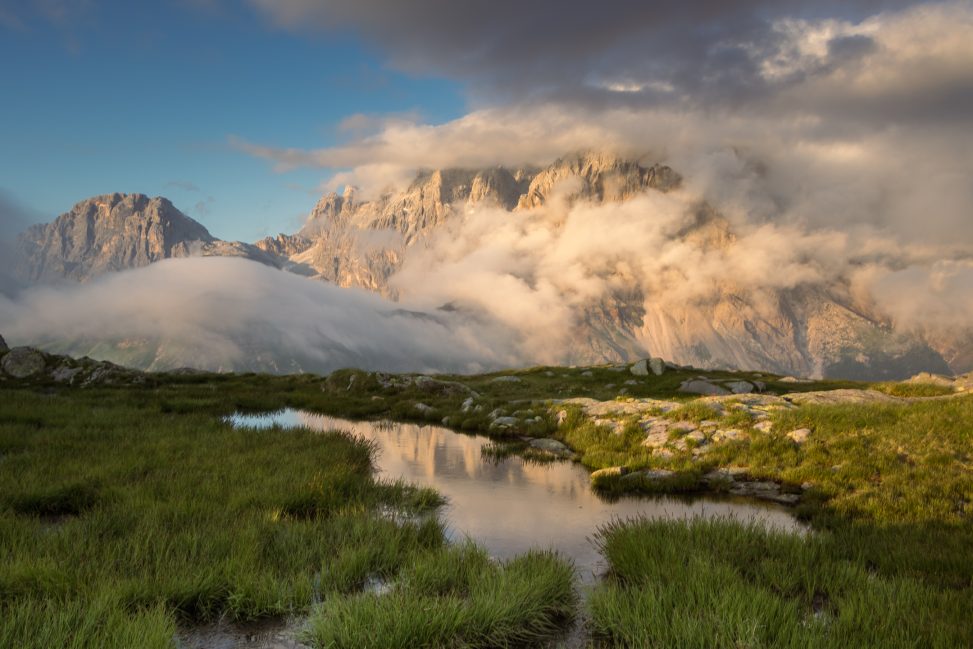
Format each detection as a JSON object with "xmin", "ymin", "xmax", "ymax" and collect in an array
[{"xmin": 230, "ymin": 409, "xmax": 802, "ymax": 584}]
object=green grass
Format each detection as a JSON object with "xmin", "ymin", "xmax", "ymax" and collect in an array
[
  {"xmin": 589, "ymin": 517, "xmax": 972, "ymax": 648},
  {"xmin": 304, "ymin": 544, "xmax": 577, "ymax": 648},
  {"xmin": 0, "ymin": 386, "xmax": 575, "ymax": 648},
  {"xmin": 2, "ymin": 357, "xmax": 970, "ymax": 647},
  {"xmin": 873, "ymin": 382, "xmax": 956, "ymax": 398}
]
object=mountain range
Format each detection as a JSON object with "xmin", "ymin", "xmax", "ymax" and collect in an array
[{"xmin": 10, "ymin": 152, "xmax": 968, "ymax": 379}]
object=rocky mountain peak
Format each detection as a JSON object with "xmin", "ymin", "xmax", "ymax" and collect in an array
[
  {"xmin": 15, "ymin": 193, "xmax": 276, "ymax": 283},
  {"xmin": 516, "ymin": 150, "xmax": 681, "ymax": 209}
]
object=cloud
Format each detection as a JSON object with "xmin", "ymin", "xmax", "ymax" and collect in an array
[
  {"xmin": 249, "ymin": 0, "xmax": 942, "ymax": 109},
  {"xmin": 0, "ymin": 256, "xmax": 514, "ymax": 373}
]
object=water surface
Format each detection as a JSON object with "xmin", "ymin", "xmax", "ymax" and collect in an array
[{"xmin": 231, "ymin": 409, "xmax": 801, "ymax": 583}]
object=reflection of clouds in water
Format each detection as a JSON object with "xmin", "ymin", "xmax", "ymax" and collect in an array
[{"xmin": 253, "ymin": 410, "xmax": 803, "ymax": 579}]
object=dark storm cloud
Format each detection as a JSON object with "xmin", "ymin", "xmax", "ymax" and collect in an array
[{"xmin": 249, "ymin": 0, "xmax": 916, "ymax": 107}]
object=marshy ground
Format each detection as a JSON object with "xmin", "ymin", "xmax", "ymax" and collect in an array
[{"xmin": 0, "ymin": 361, "xmax": 970, "ymax": 647}]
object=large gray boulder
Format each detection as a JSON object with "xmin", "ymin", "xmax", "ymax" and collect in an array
[
  {"xmin": 630, "ymin": 359, "xmax": 650, "ymax": 376},
  {"xmin": 1, "ymin": 347, "xmax": 47, "ymax": 378},
  {"xmin": 648, "ymin": 357, "xmax": 666, "ymax": 376}
]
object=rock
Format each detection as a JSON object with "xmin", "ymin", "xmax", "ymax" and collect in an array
[
  {"xmin": 728, "ymin": 480, "xmax": 800, "ymax": 505},
  {"xmin": 1, "ymin": 347, "xmax": 47, "ymax": 378},
  {"xmin": 490, "ymin": 416, "xmax": 520, "ymax": 429},
  {"xmin": 724, "ymin": 380, "xmax": 755, "ymax": 394},
  {"xmin": 0, "ymin": 334, "xmax": 7, "ymax": 353},
  {"xmin": 780, "ymin": 376, "xmax": 813, "ymax": 383},
  {"xmin": 753, "ymin": 420, "xmax": 774, "ymax": 433},
  {"xmin": 679, "ymin": 379, "xmax": 731, "ymax": 396},
  {"xmin": 649, "ymin": 357, "xmax": 666, "ymax": 376},
  {"xmin": 630, "ymin": 469, "xmax": 676, "ymax": 481},
  {"xmin": 413, "ymin": 375, "xmax": 477, "ymax": 396},
  {"xmin": 783, "ymin": 389, "xmax": 903, "ymax": 406},
  {"xmin": 787, "ymin": 428, "xmax": 812, "ymax": 444},
  {"xmin": 904, "ymin": 372, "xmax": 955, "ymax": 388},
  {"xmin": 630, "ymin": 359, "xmax": 649, "ymax": 376},
  {"xmin": 490, "ymin": 375, "xmax": 523, "ymax": 384},
  {"xmin": 414, "ymin": 402, "xmax": 434, "ymax": 414},
  {"xmin": 528, "ymin": 438, "xmax": 574, "ymax": 457},
  {"xmin": 581, "ymin": 370, "xmax": 593, "ymax": 377},
  {"xmin": 591, "ymin": 466, "xmax": 628, "ymax": 481},
  {"xmin": 624, "ymin": 379, "xmax": 638, "ymax": 385},
  {"xmin": 51, "ymin": 365, "xmax": 83, "ymax": 384},
  {"xmin": 712, "ymin": 428, "xmax": 744, "ymax": 442}
]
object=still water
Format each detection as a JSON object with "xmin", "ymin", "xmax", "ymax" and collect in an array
[{"xmin": 229, "ymin": 409, "xmax": 801, "ymax": 584}]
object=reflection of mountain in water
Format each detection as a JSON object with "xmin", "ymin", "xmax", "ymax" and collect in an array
[{"xmin": 284, "ymin": 412, "xmax": 801, "ymax": 581}]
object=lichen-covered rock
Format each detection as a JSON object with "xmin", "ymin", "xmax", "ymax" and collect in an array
[
  {"xmin": 590, "ymin": 466, "xmax": 628, "ymax": 482},
  {"xmin": 783, "ymin": 389, "xmax": 903, "ymax": 406},
  {"xmin": 787, "ymin": 428, "xmax": 812, "ymax": 444},
  {"xmin": 528, "ymin": 438, "xmax": 574, "ymax": 457},
  {"xmin": 648, "ymin": 357, "xmax": 666, "ymax": 376},
  {"xmin": 1, "ymin": 347, "xmax": 47, "ymax": 378},
  {"xmin": 679, "ymin": 379, "xmax": 731, "ymax": 396}
]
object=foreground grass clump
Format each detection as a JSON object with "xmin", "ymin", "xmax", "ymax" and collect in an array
[
  {"xmin": 590, "ymin": 517, "xmax": 972, "ymax": 648},
  {"xmin": 305, "ymin": 544, "xmax": 577, "ymax": 648},
  {"xmin": 0, "ymin": 387, "xmax": 571, "ymax": 648}
]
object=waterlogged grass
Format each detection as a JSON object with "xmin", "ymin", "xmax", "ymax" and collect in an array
[
  {"xmin": 305, "ymin": 544, "xmax": 577, "ymax": 648},
  {"xmin": 0, "ymin": 387, "xmax": 574, "ymax": 648},
  {"xmin": 1, "ymin": 363, "xmax": 970, "ymax": 647},
  {"xmin": 590, "ymin": 517, "xmax": 972, "ymax": 648}
]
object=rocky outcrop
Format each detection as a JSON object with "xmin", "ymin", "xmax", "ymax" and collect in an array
[
  {"xmin": 17, "ymin": 193, "xmax": 278, "ymax": 282},
  {"xmin": 0, "ymin": 346, "xmax": 146, "ymax": 386},
  {"xmin": 516, "ymin": 152, "xmax": 680, "ymax": 209}
]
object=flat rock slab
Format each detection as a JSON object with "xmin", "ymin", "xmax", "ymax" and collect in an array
[
  {"xmin": 679, "ymin": 379, "xmax": 731, "ymax": 396},
  {"xmin": 783, "ymin": 389, "xmax": 904, "ymax": 406},
  {"xmin": 560, "ymin": 397, "xmax": 680, "ymax": 417}
]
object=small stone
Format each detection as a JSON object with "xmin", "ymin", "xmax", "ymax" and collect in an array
[
  {"xmin": 590, "ymin": 466, "xmax": 628, "ymax": 481},
  {"xmin": 624, "ymin": 379, "xmax": 638, "ymax": 385},
  {"xmin": 461, "ymin": 397, "xmax": 476, "ymax": 412},
  {"xmin": 414, "ymin": 403, "xmax": 434, "ymax": 414},
  {"xmin": 529, "ymin": 438, "xmax": 573, "ymax": 457},
  {"xmin": 787, "ymin": 428, "xmax": 812, "ymax": 444},
  {"xmin": 753, "ymin": 420, "xmax": 773, "ymax": 433},
  {"xmin": 581, "ymin": 370, "xmax": 593, "ymax": 377},
  {"xmin": 491, "ymin": 416, "xmax": 519, "ymax": 428},
  {"xmin": 712, "ymin": 428, "xmax": 743, "ymax": 442},
  {"xmin": 490, "ymin": 375, "xmax": 523, "ymax": 384}
]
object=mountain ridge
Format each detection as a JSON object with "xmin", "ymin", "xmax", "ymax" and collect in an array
[{"xmin": 10, "ymin": 152, "xmax": 969, "ymax": 379}]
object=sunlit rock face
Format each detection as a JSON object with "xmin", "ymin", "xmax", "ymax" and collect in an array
[
  {"xmin": 11, "ymin": 153, "xmax": 966, "ymax": 379},
  {"xmin": 17, "ymin": 193, "xmax": 277, "ymax": 283}
]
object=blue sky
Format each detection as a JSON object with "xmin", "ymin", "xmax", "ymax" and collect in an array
[{"xmin": 0, "ymin": 1, "xmax": 466, "ymax": 241}]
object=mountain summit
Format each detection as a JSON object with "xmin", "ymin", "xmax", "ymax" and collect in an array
[
  {"xmin": 10, "ymin": 154, "xmax": 969, "ymax": 379},
  {"xmin": 17, "ymin": 193, "xmax": 276, "ymax": 283}
]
